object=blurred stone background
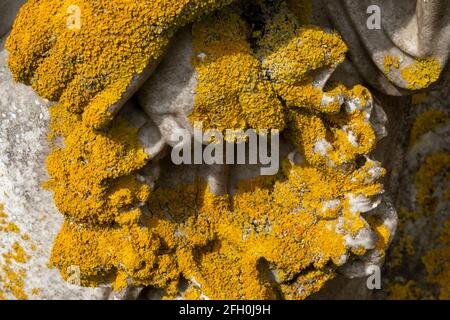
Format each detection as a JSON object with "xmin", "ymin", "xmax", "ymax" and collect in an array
[{"xmin": 0, "ymin": 0, "xmax": 449, "ymax": 299}]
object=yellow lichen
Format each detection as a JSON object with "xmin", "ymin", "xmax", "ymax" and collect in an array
[
  {"xmin": 367, "ymin": 216, "xmax": 391, "ymax": 255},
  {"xmin": 400, "ymin": 57, "xmax": 441, "ymax": 90},
  {"xmin": 257, "ymin": 8, "xmax": 348, "ymax": 112},
  {"xmin": 422, "ymin": 221, "xmax": 450, "ymax": 300},
  {"xmin": 0, "ymin": 204, "xmax": 21, "ymax": 234},
  {"xmin": 0, "ymin": 266, "xmax": 28, "ymax": 300},
  {"xmin": 0, "ymin": 204, "xmax": 32, "ymax": 300},
  {"xmin": 409, "ymin": 109, "xmax": 449, "ymax": 147},
  {"xmin": 285, "ymin": 95, "xmax": 377, "ymax": 167},
  {"xmin": 411, "ymin": 92, "xmax": 427, "ymax": 105},
  {"xmin": 190, "ymin": 9, "xmax": 285, "ymax": 134},
  {"xmin": 2, "ymin": 242, "xmax": 30, "ymax": 265},
  {"xmin": 387, "ymin": 148, "xmax": 450, "ymax": 300},
  {"xmin": 51, "ymin": 158, "xmax": 384, "ymax": 298},
  {"xmin": 387, "ymin": 281, "xmax": 425, "ymax": 300},
  {"xmin": 383, "ymin": 55, "xmax": 399, "ymax": 75},
  {"xmin": 17, "ymin": 0, "xmax": 387, "ymax": 299},
  {"xmin": 45, "ymin": 113, "xmax": 150, "ymax": 225},
  {"xmin": 415, "ymin": 152, "xmax": 450, "ymax": 214},
  {"xmin": 50, "ymin": 217, "xmax": 164, "ymax": 292},
  {"xmin": 6, "ymin": 0, "xmax": 233, "ymax": 129}
]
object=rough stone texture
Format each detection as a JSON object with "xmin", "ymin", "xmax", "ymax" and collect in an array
[
  {"xmin": 137, "ymin": 28, "xmax": 197, "ymax": 147},
  {"xmin": 1, "ymin": 1, "xmax": 396, "ymax": 299},
  {"xmin": 137, "ymin": 23, "xmax": 396, "ymax": 298},
  {"xmin": 378, "ymin": 81, "xmax": 450, "ymax": 299},
  {"xmin": 0, "ymin": 40, "xmax": 108, "ymax": 299},
  {"xmin": 1, "ymin": 0, "xmax": 448, "ymax": 300},
  {"xmin": 322, "ymin": 0, "xmax": 450, "ymax": 95},
  {"xmin": 311, "ymin": 91, "xmax": 414, "ymax": 300}
]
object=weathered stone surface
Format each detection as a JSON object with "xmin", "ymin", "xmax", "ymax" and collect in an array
[
  {"xmin": 322, "ymin": 0, "xmax": 450, "ymax": 95},
  {"xmin": 137, "ymin": 27, "xmax": 198, "ymax": 150},
  {"xmin": 379, "ymin": 82, "xmax": 450, "ymax": 299},
  {"xmin": 136, "ymin": 17, "xmax": 397, "ymax": 298},
  {"xmin": 7, "ymin": 0, "xmax": 450, "ymax": 300},
  {"xmin": 0, "ymin": 42, "xmax": 108, "ymax": 299}
]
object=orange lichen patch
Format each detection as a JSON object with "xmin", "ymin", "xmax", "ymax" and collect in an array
[
  {"xmin": 400, "ymin": 57, "xmax": 441, "ymax": 90},
  {"xmin": 0, "ymin": 222, "xmax": 20, "ymax": 234},
  {"xmin": 229, "ymin": 4, "xmax": 376, "ymax": 169},
  {"xmin": 6, "ymin": 0, "xmax": 233, "ymax": 129},
  {"xmin": 50, "ymin": 217, "xmax": 167, "ymax": 292},
  {"xmin": 0, "ymin": 204, "xmax": 20, "ymax": 234},
  {"xmin": 190, "ymin": 9, "xmax": 285, "ymax": 134},
  {"xmin": 286, "ymin": 104, "xmax": 377, "ymax": 167},
  {"xmin": 366, "ymin": 216, "xmax": 390, "ymax": 255},
  {"xmin": 0, "ymin": 266, "xmax": 28, "ymax": 300},
  {"xmin": 259, "ymin": 11, "xmax": 347, "ymax": 84},
  {"xmin": 50, "ymin": 180, "xmax": 224, "ymax": 295},
  {"xmin": 383, "ymin": 55, "xmax": 399, "ymax": 75},
  {"xmin": 31, "ymin": 288, "xmax": 40, "ymax": 296},
  {"xmin": 212, "ymin": 162, "xmax": 381, "ymax": 297},
  {"xmin": 49, "ymin": 156, "xmax": 385, "ymax": 298},
  {"xmin": 387, "ymin": 147, "xmax": 450, "ymax": 299},
  {"xmin": 40, "ymin": 1, "xmax": 386, "ymax": 298},
  {"xmin": 387, "ymin": 281, "xmax": 426, "ymax": 300},
  {"xmin": 281, "ymin": 269, "xmax": 335, "ymax": 300},
  {"xmin": 183, "ymin": 285, "xmax": 203, "ymax": 300},
  {"xmin": 422, "ymin": 221, "xmax": 450, "ymax": 300},
  {"xmin": 257, "ymin": 7, "xmax": 347, "ymax": 112},
  {"xmin": 325, "ymin": 111, "xmax": 376, "ymax": 165},
  {"xmin": 45, "ymin": 112, "xmax": 150, "ymax": 225},
  {"xmin": 409, "ymin": 109, "xmax": 449, "ymax": 146},
  {"xmin": 2, "ymin": 242, "xmax": 30, "ymax": 265},
  {"xmin": 0, "ymin": 205, "xmax": 32, "ymax": 300},
  {"xmin": 171, "ymin": 162, "xmax": 381, "ymax": 299},
  {"xmin": 415, "ymin": 152, "xmax": 450, "ymax": 214}
]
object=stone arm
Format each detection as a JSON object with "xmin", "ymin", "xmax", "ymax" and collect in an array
[{"xmin": 322, "ymin": 0, "xmax": 450, "ymax": 95}]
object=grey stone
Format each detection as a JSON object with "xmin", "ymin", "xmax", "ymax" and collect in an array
[{"xmin": 321, "ymin": 0, "xmax": 450, "ymax": 95}]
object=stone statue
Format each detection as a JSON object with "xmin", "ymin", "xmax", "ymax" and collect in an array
[
  {"xmin": 322, "ymin": 0, "xmax": 450, "ymax": 95},
  {"xmin": 0, "ymin": 0, "xmax": 448, "ymax": 300}
]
